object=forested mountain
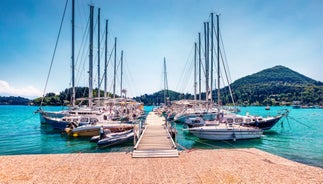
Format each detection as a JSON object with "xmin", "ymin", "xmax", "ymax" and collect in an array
[
  {"xmin": 135, "ymin": 65, "xmax": 323, "ymax": 106},
  {"xmin": 232, "ymin": 65, "xmax": 322, "ymax": 86},
  {"xmin": 220, "ymin": 65, "xmax": 323, "ymax": 106}
]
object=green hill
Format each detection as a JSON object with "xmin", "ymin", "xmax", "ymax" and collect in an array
[
  {"xmin": 133, "ymin": 65, "xmax": 323, "ymax": 106},
  {"xmin": 233, "ymin": 65, "xmax": 322, "ymax": 86},
  {"xmin": 221, "ymin": 65, "xmax": 323, "ymax": 106}
]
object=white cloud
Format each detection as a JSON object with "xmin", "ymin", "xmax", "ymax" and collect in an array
[{"xmin": 0, "ymin": 80, "xmax": 42, "ymax": 99}]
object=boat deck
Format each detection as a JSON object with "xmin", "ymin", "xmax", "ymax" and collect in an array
[{"xmin": 132, "ymin": 112, "xmax": 178, "ymax": 158}]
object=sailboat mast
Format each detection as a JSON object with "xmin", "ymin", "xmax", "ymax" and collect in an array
[
  {"xmin": 71, "ymin": 0, "xmax": 75, "ymax": 107},
  {"xmin": 104, "ymin": 20, "xmax": 108, "ymax": 98},
  {"xmin": 210, "ymin": 13, "xmax": 214, "ymax": 103},
  {"xmin": 217, "ymin": 14, "xmax": 220, "ymax": 107},
  {"xmin": 88, "ymin": 5, "xmax": 94, "ymax": 107},
  {"xmin": 204, "ymin": 22, "xmax": 209, "ymax": 101},
  {"xmin": 194, "ymin": 42, "xmax": 197, "ymax": 101},
  {"xmin": 97, "ymin": 8, "xmax": 101, "ymax": 101},
  {"xmin": 198, "ymin": 32, "xmax": 202, "ymax": 101},
  {"xmin": 207, "ymin": 22, "xmax": 210, "ymax": 101},
  {"xmin": 120, "ymin": 50, "xmax": 123, "ymax": 98},
  {"xmin": 113, "ymin": 37, "xmax": 117, "ymax": 99},
  {"xmin": 163, "ymin": 57, "xmax": 168, "ymax": 105}
]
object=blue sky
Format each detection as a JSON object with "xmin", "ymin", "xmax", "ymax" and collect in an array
[{"xmin": 0, "ymin": 0, "xmax": 322, "ymax": 99}]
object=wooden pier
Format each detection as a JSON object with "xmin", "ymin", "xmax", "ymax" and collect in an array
[{"xmin": 132, "ymin": 112, "xmax": 178, "ymax": 158}]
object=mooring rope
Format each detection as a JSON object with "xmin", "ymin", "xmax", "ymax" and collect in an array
[
  {"xmin": 287, "ymin": 116, "xmax": 311, "ymax": 129},
  {"xmin": 15, "ymin": 114, "xmax": 36, "ymax": 124}
]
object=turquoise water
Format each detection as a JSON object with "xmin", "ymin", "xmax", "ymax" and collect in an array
[
  {"xmin": 175, "ymin": 106, "xmax": 323, "ymax": 168},
  {"xmin": 0, "ymin": 105, "xmax": 322, "ymax": 168}
]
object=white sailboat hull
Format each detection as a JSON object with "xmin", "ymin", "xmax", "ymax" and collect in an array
[{"xmin": 188, "ymin": 124, "xmax": 263, "ymax": 141}]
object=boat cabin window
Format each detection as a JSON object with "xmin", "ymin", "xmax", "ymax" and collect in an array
[
  {"xmin": 227, "ymin": 118, "xmax": 234, "ymax": 123},
  {"xmin": 80, "ymin": 117, "xmax": 89, "ymax": 122},
  {"xmin": 192, "ymin": 119, "xmax": 200, "ymax": 123},
  {"xmin": 90, "ymin": 118, "xmax": 98, "ymax": 123},
  {"xmin": 235, "ymin": 118, "xmax": 243, "ymax": 123}
]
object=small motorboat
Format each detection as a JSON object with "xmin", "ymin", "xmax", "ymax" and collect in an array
[
  {"xmin": 65, "ymin": 122, "xmax": 134, "ymax": 137},
  {"xmin": 96, "ymin": 129, "xmax": 135, "ymax": 148},
  {"xmin": 89, "ymin": 129, "xmax": 112, "ymax": 143}
]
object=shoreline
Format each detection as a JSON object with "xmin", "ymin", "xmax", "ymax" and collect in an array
[{"xmin": 0, "ymin": 148, "xmax": 322, "ymax": 183}]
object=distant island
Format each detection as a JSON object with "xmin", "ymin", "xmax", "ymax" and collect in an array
[
  {"xmin": 1, "ymin": 65, "xmax": 322, "ymax": 106},
  {"xmin": 0, "ymin": 96, "xmax": 31, "ymax": 105}
]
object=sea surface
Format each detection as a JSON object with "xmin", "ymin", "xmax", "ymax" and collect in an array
[{"xmin": 0, "ymin": 105, "xmax": 322, "ymax": 168}]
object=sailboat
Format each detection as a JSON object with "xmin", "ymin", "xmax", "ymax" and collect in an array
[
  {"xmin": 171, "ymin": 31, "xmax": 219, "ymax": 124},
  {"xmin": 185, "ymin": 109, "xmax": 288, "ymax": 131},
  {"xmin": 37, "ymin": 0, "xmax": 100, "ymax": 125},
  {"xmin": 37, "ymin": 2, "xmax": 145, "ymax": 132},
  {"xmin": 187, "ymin": 14, "xmax": 263, "ymax": 141},
  {"xmin": 232, "ymin": 109, "xmax": 288, "ymax": 130},
  {"xmin": 172, "ymin": 100, "xmax": 218, "ymax": 123}
]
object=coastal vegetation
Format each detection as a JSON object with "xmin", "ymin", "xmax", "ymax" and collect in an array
[
  {"xmin": 133, "ymin": 90, "xmax": 193, "ymax": 106},
  {"xmin": 1, "ymin": 66, "xmax": 322, "ymax": 106},
  {"xmin": 32, "ymin": 87, "xmax": 115, "ymax": 106}
]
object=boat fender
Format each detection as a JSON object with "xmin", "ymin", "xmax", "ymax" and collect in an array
[
  {"xmin": 65, "ymin": 127, "xmax": 71, "ymax": 134},
  {"xmin": 232, "ymin": 133, "xmax": 236, "ymax": 142}
]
